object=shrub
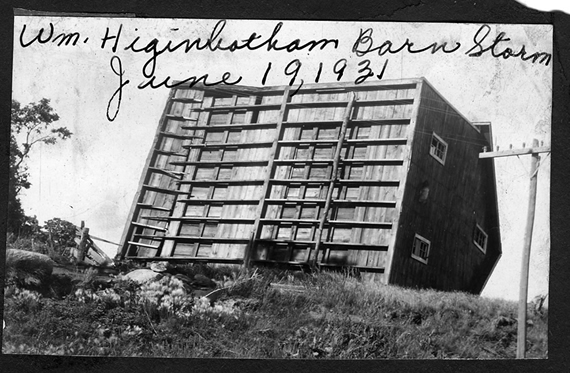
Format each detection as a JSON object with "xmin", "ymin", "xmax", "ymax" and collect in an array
[
  {"xmin": 2, "ymin": 267, "xmax": 548, "ymax": 359},
  {"xmin": 138, "ymin": 276, "xmax": 194, "ymax": 321}
]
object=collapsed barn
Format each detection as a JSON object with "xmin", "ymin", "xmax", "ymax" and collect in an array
[{"xmin": 117, "ymin": 78, "xmax": 501, "ymax": 294}]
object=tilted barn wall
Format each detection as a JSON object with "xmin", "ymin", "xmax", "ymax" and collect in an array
[
  {"xmin": 388, "ymin": 80, "xmax": 502, "ymax": 293},
  {"xmin": 118, "ymin": 78, "xmax": 501, "ymax": 293}
]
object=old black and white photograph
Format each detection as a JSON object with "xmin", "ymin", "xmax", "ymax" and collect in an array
[{"xmin": 3, "ymin": 12, "xmax": 552, "ymax": 360}]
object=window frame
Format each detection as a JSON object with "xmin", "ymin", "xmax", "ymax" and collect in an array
[
  {"xmin": 473, "ymin": 224, "xmax": 488, "ymax": 254},
  {"xmin": 411, "ymin": 233, "xmax": 431, "ymax": 264},
  {"xmin": 429, "ymin": 132, "xmax": 448, "ymax": 165}
]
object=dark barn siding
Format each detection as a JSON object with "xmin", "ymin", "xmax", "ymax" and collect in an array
[{"xmin": 389, "ymin": 81, "xmax": 501, "ymax": 294}]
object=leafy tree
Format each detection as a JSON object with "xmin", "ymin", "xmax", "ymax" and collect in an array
[
  {"xmin": 43, "ymin": 218, "xmax": 77, "ymax": 248},
  {"xmin": 9, "ymin": 98, "xmax": 72, "ymax": 235}
]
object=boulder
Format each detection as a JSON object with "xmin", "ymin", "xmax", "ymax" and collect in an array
[
  {"xmin": 192, "ymin": 274, "xmax": 217, "ymax": 288},
  {"xmin": 124, "ymin": 268, "xmax": 163, "ymax": 284},
  {"xmin": 6, "ymin": 249, "xmax": 55, "ymax": 283}
]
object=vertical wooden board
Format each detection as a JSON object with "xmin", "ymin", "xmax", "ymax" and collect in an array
[
  {"xmin": 223, "ymin": 100, "xmax": 271, "ymax": 258},
  {"xmin": 286, "ymin": 107, "xmax": 298, "ymax": 122},
  {"xmin": 324, "ymin": 93, "xmax": 337, "ymax": 121},
  {"xmin": 155, "ymin": 94, "xmax": 208, "ymax": 258},
  {"xmin": 260, "ymin": 95, "xmax": 273, "ymax": 104},
  {"xmin": 289, "ymin": 92, "xmax": 303, "ymax": 104},
  {"xmin": 313, "ymin": 95, "xmax": 326, "ymax": 121},
  {"xmin": 291, "ymin": 247, "xmax": 309, "ymax": 262},
  {"xmin": 332, "ymin": 99, "xmax": 344, "ymax": 121},
  {"xmin": 375, "ymin": 88, "xmax": 387, "ymax": 101},
  {"xmin": 257, "ymin": 109, "xmax": 268, "ymax": 123},
  {"xmin": 247, "ymin": 89, "xmax": 292, "ymax": 261},
  {"xmin": 347, "ymin": 118, "xmax": 377, "ymax": 266},
  {"xmin": 327, "ymin": 249, "xmax": 349, "ymax": 264},
  {"xmin": 362, "ymin": 90, "xmax": 404, "ymax": 268},
  {"xmin": 353, "ymin": 105, "xmax": 363, "ymax": 121},
  {"xmin": 328, "ymin": 94, "xmax": 338, "ymax": 121},
  {"xmin": 186, "ymin": 95, "xmax": 229, "ymax": 258}
]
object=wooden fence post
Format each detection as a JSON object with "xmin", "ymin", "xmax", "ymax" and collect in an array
[{"xmin": 77, "ymin": 221, "xmax": 90, "ymax": 263}]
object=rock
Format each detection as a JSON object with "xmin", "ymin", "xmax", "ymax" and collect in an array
[
  {"xmin": 192, "ymin": 274, "xmax": 217, "ymax": 288},
  {"xmin": 6, "ymin": 249, "xmax": 55, "ymax": 286},
  {"xmin": 124, "ymin": 269, "xmax": 163, "ymax": 283},
  {"xmin": 150, "ymin": 262, "xmax": 170, "ymax": 273}
]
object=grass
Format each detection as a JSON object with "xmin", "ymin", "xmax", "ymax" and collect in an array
[{"xmin": 2, "ymin": 265, "xmax": 548, "ymax": 359}]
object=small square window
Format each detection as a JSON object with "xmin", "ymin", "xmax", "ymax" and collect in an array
[
  {"xmin": 473, "ymin": 224, "xmax": 488, "ymax": 253},
  {"xmin": 430, "ymin": 133, "xmax": 448, "ymax": 165},
  {"xmin": 411, "ymin": 233, "xmax": 431, "ymax": 264}
]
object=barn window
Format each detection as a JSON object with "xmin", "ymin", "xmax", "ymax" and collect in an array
[
  {"xmin": 411, "ymin": 234, "xmax": 431, "ymax": 264},
  {"xmin": 430, "ymin": 132, "xmax": 448, "ymax": 165},
  {"xmin": 473, "ymin": 224, "xmax": 488, "ymax": 253}
]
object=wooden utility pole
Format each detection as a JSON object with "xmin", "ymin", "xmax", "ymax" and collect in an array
[
  {"xmin": 516, "ymin": 140, "xmax": 540, "ymax": 358},
  {"xmin": 479, "ymin": 138, "xmax": 550, "ymax": 359}
]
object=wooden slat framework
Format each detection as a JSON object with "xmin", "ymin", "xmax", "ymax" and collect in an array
[{"xmin": 119, "ymin": 81, "xmax": 416, "ymax": 274}]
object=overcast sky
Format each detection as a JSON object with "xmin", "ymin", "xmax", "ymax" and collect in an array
[{"xmin": 11, "ymin": 17, "xmax": 551, "ymax": 301}]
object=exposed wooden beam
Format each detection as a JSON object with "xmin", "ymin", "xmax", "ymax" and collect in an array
[
  {"xmin": 165, "ymin": 114, "xmax": 198, "ymax": 121},
  {"xmin": 125, "ymin": 256, "xmax": 243, "ymax": 264},
  {"xmin": 183, "ymin": 141, "xmax": 273, "ymax": 149},
  {"xmin": 131, "ymin": 222, "xmax": 168, "ymax": 231},
  {"xmin": 186, "ymin": 122, "xmax": 277, "ymax": 130},
  {"xmin": 177, "ymin": 179, "xmax": 265, "ymax": 185},
  {"xmin": 170, "ymin": 159, "xmax": 268, "ymax": 166},
  {"xmin": 329, "ymin": 220, "xmax": 393, "ymax": 229},
  {"xmin": 127, "ymin": 241, "xmax": 160, "ymax": 249},
  {"xmin": 313, "ymin": 92, "xmax": 356, "ymax": 265},
  {"xmin": 135, "ymin": 235, "xmax": 250, "ymax": 244},
  {"xmin": 136, "ymin": 203, "xmax": 172, "ymax": 212},
  {"xmin": 243, "ymin": 87, "xmax": 292, "ymax": 268},
  {"xmin": 176, "ymin": 198, "xmax": 260, "ymax": 204},
  {"xmin": 318, "ymin": 263, "xmax": 385, "ymax": 273},
  {"xmin": 162, "ymin": 217, "xmax": 255, "ymax": 224}
]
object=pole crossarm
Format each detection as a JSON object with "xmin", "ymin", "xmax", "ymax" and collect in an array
[{"xmin": 479, "ymin": 146, "xmax": 550, "ymax": 159}]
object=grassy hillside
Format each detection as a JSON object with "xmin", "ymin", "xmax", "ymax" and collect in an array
[{"xmin": 2, "ymin": 266, "xmax": 547, "ymax": 359}]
